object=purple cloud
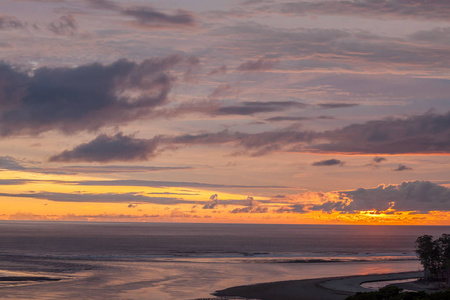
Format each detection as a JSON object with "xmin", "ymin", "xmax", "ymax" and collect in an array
[
  {"xmin": 0, "ymin": 56, "xmax": 194, "ymax": 136},
  {"xmin": 49, "ymin": 133, "xmax": 161, "ymax": 163}
]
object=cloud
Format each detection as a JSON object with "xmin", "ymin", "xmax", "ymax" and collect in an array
[
  {"xmin": 0, "ymin": 179, "xmax": 37, "ymax": 185},
  {"xmin": 215, "ymin": 23, "xmax": 450, "ymax": 73},
  {"xmin": 0, "ymin": 191, "xmax": 194, "ymax": 205},
  {"xmin": 264, "ymin": 0, "xmax": 450, "ymax": 21},
  {"xmin": 393, "ymin": 164, "xmax": 412, "ymax": 171},
  {"xmin": 171, "ymin": 111, "xmax": 450, "ymax": 155},
  {"xmin": 373, "ymin": 157, "xmax": 387, "ymax": 163},
  {"xmin": 48, "ymin": 15, "xmax": 77, "ymax": 36},
  {"xmin": 410, "ymin": 27, "xmax": 450, "ymax": 45},
  {"xmin": 0, "ymin": 15, "xmax": 26, "ymax": 30},
  {"xmin": 276, "ymin": 181, "xmax": 450, "ymax": 214},
  {"xmin": 0, "ymin": 56, "xmax": 193, "ymax": 136},
  {"xmin": 207, "ymin": 65, "xmax": 227, "ymax": 76},
  {"xmin": 49, "ymin": 133, "xmax": 161, "ymax": 163},
  {"xmin": 203, "ymin": 194, "xmax": 219, "ymax": 209},
  {"xmin": 75, "ymin": 179, "xmax": 286, "ymax": 189},
  {"xmin": 213, "ymin": 101, "xmax": 306, "ymax": 116},
  {"xmin": 317, "ymin": 103, "xmax": 359, "ymax": 109},
  {"xmin": 265, "ymin": 116, "xmax": 334, "ymax": 122},
  {"xmin": 237, "ymin": 58, "xmax": 279, "ymax": 72},
  {"xmin": 85, "ymin": 0, "xmax": 119, "ymax": 10},
  {"xmin": 365, "ymin": 156, "xmax": 387, "ymax": 168},
  {"xmin": 0, "ymin": 156, "xmax": 26, "ymax": 170},
  {"xmin": 230, "ymin": 196, "xmax": 268, "ymax": 213},
  {"xmin": 84, "ymin": 0, "xmax": 196, "ymax": 29},
  {"xmin": 338, "ymin": 181, "xmax": 450, "ymax": 213},
  {"xmin": 313, "ymin": 111, "xmax": 450, "ymax": 154},
  {"xmin": 121, "ymin": 7, "xmax": 196, "ymax": 29},
  {"xmin": 208, "ymin": 84, "xmax": 233, "ymax": 99},
  {"xmin": 50, "ymin": 111, "xmax": 450, "ymax": 162},
  {"xmin": 0, "ymin": 155, "xmax": 190, "ymax": 174},
  {"xmin": 58, "ymin": 165, "xmax": 192, "ymax": 174},
  {"xmin": 275, "ymin": 204, "xmax": 308, "ymax": 214},
  {"xmin": 312, "ymin": 159, "xmax": 343, "ymax": 166}
]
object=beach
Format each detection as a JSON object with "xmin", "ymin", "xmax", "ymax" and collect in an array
[{"xmin": 214, "ymin": 271, "xmax": 424, "ymax": 300}]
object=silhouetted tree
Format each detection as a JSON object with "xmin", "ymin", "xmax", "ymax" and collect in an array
[
  {"xmin": 438, "ymin": 234, "xmax": 450, "ymax": 284},
  {"xmin": 416, "ymin": 234, "xmax": 450, "ymax": 282}
]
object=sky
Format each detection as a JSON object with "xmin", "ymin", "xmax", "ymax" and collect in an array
[{"xmin": 0, "ymin": 0, "xmax": 449, "ymax": 225}]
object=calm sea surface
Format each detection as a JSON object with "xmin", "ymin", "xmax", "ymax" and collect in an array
[{"xmin": 0, "ymin": 221, "xmax": 448, "ymax": 299}]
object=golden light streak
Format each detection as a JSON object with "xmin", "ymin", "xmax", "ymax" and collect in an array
[{"xmin": 1, "ymin": 169, "xmax": 449, "ymax": 225}]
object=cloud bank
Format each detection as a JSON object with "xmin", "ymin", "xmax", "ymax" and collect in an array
[
  {"xmin": 278, "ymin": 181, "xmax": 450, "ymax": 214},
  {"xmin": 50, "ymin": 111, "xmax": 450, "ymax": 162},
  {"xmin": 49, "ymin": 133, "xmax": 161, "ymax": 163},
  {"xmin": 0, "ymin": 56, "xmax": 194, "ymax": 136}
]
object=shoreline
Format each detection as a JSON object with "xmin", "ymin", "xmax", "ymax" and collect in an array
[{"xmin": 213, "ymin": 271, "xmax": 423, "ymax": 300}]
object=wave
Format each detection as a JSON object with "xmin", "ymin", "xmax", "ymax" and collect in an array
[{"xmin": 0, "ymin": 251, "xmax": 419, "ymax": 264}]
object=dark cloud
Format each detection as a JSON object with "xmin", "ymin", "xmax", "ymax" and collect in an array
[
  {"xmin": 49, "ymin": 133, "xmax": 161, "ymax": 163},
  {"xmin": 122, "ymin": 7, "xmax": 196, "ymax": 28},
  {"xmin": 317, "ymin": 103, "xmax": 359, "ymax": 109},
  {"xmin": 365, "ymin": 156, "xmax": 387, "ymax": 168},
  {"xmin": 393, "ymin": 164, "xmax": 412, "ymax": 171},
  {"xmin": 0, "ymin": 15, "xmax": 26, "ymax": 30},
  {"xmin": 60, "ymin": 165, "xmax": 192, "ymax": 174},
  {"xmin": 203, "ymin": 194, "xmax": 219, "ymax": 209},
  {"xmin": 312, "ymin": 159, "xmax": 343, "ymax": 166},
  {"xmin": 0, "ymin": 179, "xmax": 37, "ymax": 185},
  {"xmin": 242, "ymin": 0, "xmax": 269, "ymax": 5},
  {"xmin": 230, "ymin": 196, "xmax": 268, "ymax": 213},
  {"xmin": 265, "ymin": 0, "xmax": 450, "ymax": 21},
  {"xmin": 0, "ymin": 56, "xmax": 192, "ymax": 136},
  {"xmin": 275, "ymin": 204, "xmax": 307, "ymax": 214},
  {"xmin": 410, "ymin": 27, "xmax": 450, "ymax": 45},
  {"xmin": 241, "ymin": 111, "xmax": 450, "ymax": 154},
  {"xmin": 0, "ymin": 155, "xmax": 189, "ymax": 174},
  {"xmin": 84, "ymin": 0, "xmax": 119, "ymax": 10},
  {"xmin": 50, "ymin": 111, "xmax": 450, "ymax": 162},
  {"xmin": 266, "ymin": 116, "xmax": 309, "ymax": 122},
  {"xmin": 314, "ymin": 111, "xmax": 450, "ymax": 154},
  {"xmin": 48, "ymin": 15, "xmax": 77, "ymax": 36},
  {"xmin": 266, "ymin": 116, "xmax": 334, "ymax": 122},
  {"xmin": 338, "ymin": 181, "xmax": 450, "ymax": 213},
  {"xmin": 237, "ymin": 58, "xmax": 279, "ymax": 72},
  {"xmin": 213, "ymin": 101, "xmax": 305, "ymax": 116},
  {"xmin": 84, "ymin": 0, "xmax": 196, "ymax": 29},
  {"xmin": 0, "ymin": 191, "xmax": 194, "ymax": 205},
  {"xmin": 172, "ymin": 130, "xmax": 315, "ymax": 156},
  {"xmin": 0, "ymin": 156, "xmax": 26, "ymax": 170},
  {"xmin": 276, "ymin": 181, "xmax": 450, "ymax": 214},
  {"xmin": 75, "ymin": 179, "xmax": 287, "ymax": 189},
  {"xmin": 373, "ymin": 157, "xmax": 387, "ymax": 163}
]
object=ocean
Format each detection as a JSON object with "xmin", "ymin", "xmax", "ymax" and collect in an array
[{"xmin": 0, "ymin": 221, "xmax": 448, "ymax": 299}]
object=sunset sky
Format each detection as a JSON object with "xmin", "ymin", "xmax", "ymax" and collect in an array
[{"xmin": 0, "ymin": 0, "xmax": 449, "ymax": 225}]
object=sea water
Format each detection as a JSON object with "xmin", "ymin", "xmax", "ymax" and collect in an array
[{"xmin": 0, "ymin": 221, "xmax": 448, "ymax": 299}]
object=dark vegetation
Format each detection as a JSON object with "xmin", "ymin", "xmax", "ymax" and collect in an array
[
  {"xmin": 346, "ymin": 286, "xmax": 450, "ymax": 300},
  {"xmin": 345, "ymin": 234, "xmax": 450, "ymax": 300},
  {"xmin": 415, "ymin": 234, "xmax": 450, "ymax": 282}
]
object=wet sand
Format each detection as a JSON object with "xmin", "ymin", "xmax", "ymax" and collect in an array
[{"xmin": 214, "ymin": 271, "xmax": 423, "ymax": 300}]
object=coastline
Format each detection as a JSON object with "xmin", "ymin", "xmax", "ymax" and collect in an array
[{"xmin": 213, "ymin": 271, "xmax": 423, "ymax": 300}]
